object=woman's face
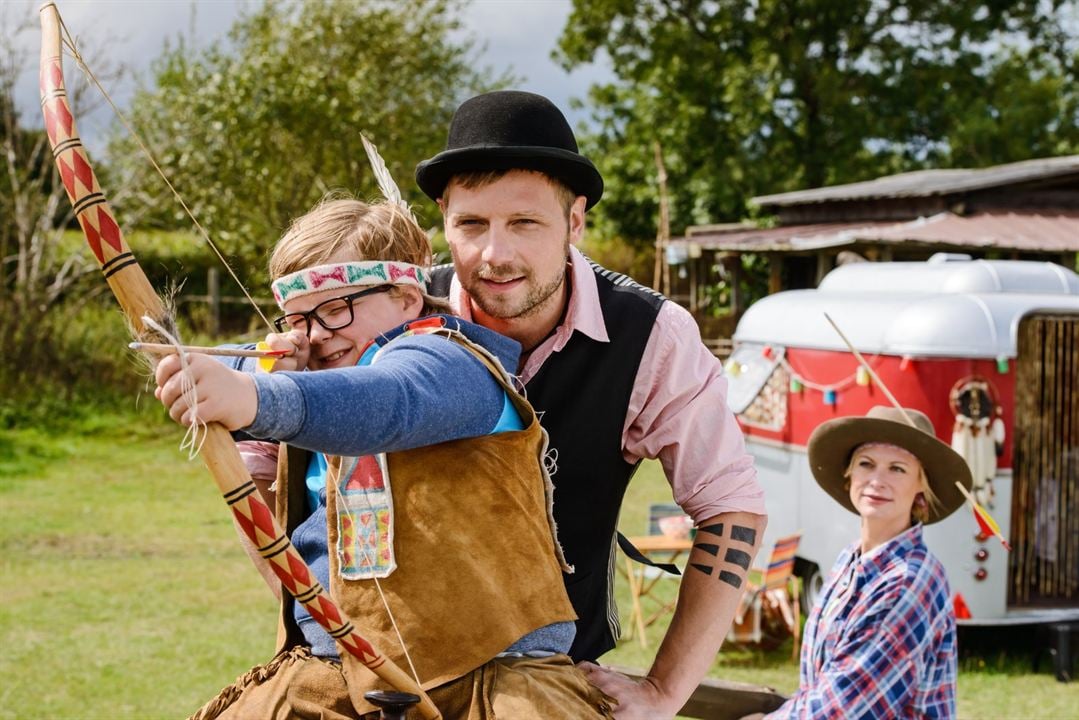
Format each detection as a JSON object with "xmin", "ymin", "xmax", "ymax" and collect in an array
[{"xmin": 848, "ymin": 443, "xmax": 925, "ymax": 528}]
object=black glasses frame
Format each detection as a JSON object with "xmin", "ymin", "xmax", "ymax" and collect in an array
[{"xmin": 272, "ymin": 285, "xmax": 393, "ymax": 336}]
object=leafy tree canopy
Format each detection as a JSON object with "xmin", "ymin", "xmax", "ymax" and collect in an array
[
  {"xmin": 111, "ymin": 0, "xmax": 509, "ymax": 271},
  {"xmin": 557, "ymin": 0, "xmax": 1079, "ymax": 242}
]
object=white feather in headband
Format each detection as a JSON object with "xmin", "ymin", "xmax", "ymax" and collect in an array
[{"xmin": 361, "ymin": 134, "xmax": 418, "ymax": 225}]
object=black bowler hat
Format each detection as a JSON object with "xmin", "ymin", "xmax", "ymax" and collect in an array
[{"xmin": 415, "ymin": 90, "xmax": 604, "ymax": 209}]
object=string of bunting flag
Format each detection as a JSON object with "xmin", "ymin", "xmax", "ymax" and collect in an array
[
  {"xmin": 726, "ymin": 343, "xmax": 1011, "ymax": 409},
  {"xmin": 725, "ymin": 344, "xmax": 882, "ymax": 406}
]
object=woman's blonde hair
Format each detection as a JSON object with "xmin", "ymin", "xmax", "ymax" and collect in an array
[
  {"xmin": 270, "ymin": 194, "xmax": 451, "ymax": 315},
  {"xmin": 843, "ymin": 444, "xmax": 942, "ymax": 525}
]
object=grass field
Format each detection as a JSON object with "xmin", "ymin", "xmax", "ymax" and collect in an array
[{"xmin": 2, "ymin": 408, "xmax": 1077, "ymax": 719}]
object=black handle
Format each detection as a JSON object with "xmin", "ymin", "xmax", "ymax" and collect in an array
[{"xmin": 364, "ymin": 690, "xmax": 422, "ymax": 720}]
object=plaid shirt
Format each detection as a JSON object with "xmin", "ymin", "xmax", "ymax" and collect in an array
[{"xmin": 767, "ymin": 524, "xmax": 957, "ymax": 719}]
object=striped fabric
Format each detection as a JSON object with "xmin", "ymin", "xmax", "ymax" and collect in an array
[{"xmin": 762, "ymin": 533, "xmax": 801, "ymax": 589}]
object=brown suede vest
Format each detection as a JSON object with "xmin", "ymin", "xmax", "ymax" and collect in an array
[{"xmin": 273, "ymin": 332, "xmax": 575, "ymax": 710}]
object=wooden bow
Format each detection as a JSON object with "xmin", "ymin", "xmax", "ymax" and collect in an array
[{"xmin": 38, "ymin": 4, "xmax": 438, "ymax": 717}]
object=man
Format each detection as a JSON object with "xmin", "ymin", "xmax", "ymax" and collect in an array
[{"xmin": 415, "ymin": 90, "xmax": 768, "ymax": 719}]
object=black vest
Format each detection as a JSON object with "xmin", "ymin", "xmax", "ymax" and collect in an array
[{"xmin": 430, "ymin": 261, "xmax": 665, "ymax": 660}]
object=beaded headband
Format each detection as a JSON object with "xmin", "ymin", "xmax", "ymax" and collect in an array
[{"xmin": 271, "ymin": 261, "xmax": 428, "ymax": 306}]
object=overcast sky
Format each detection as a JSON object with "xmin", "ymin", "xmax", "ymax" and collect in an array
[{"xmin": 5, "ymin": 0, "xmax": 610, "ymax": 152}]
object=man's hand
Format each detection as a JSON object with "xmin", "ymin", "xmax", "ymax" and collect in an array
[
  {"xmin": 578, "ymin": 662, "xmax": 679, "ymax": 720},
  {"xmin": 154, "ymin": 352, "xmax": 257, "ymax": 430}
]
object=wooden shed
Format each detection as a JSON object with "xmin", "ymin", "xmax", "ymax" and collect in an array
[{"xmin": 664, "ymin": 155, "xmax": 1079, "ymax": 333}]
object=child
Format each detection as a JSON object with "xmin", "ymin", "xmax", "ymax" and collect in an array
[{"xmin": 155, "ymin": 197, "xmax": 612, "ymax": 719}]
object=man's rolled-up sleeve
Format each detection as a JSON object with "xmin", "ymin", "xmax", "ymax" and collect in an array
[{"xmin": 622, "ymin": 301, "xmax": 766, "ymax": 523}]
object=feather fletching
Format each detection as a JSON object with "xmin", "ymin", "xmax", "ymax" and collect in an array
[{"xmin": 361, "ymin": 134, "xmax": 417, "ymax": 223}]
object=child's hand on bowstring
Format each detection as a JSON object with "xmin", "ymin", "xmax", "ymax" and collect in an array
[
  {"xmin": 154, "ymin": 353, "xmax": 258, "ymax": 431},
  {"xmin": 261, "ymin": 329, "xmax": 310, "ymax": 372}
]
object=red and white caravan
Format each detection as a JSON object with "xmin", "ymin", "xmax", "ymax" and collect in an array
[{"xmin": 725, "ymin": 254, "xmax": 1079, "ymax": 625}]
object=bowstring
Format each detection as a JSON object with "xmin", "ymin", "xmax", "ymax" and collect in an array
[{"xmin": 57, "ymin": 19, "xmax": 274, "ymax": 333}]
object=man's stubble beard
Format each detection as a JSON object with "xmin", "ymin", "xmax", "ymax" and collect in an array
[{"xmin": 466, "ymin": 238, "xmax": 570, "ymax": 322}]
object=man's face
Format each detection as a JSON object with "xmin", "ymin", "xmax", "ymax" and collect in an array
[{"xmin": 440, "ymin": 170, "xmax": 586, "ymax": 324}]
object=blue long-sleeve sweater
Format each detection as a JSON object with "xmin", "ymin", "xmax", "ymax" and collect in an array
[{"xmin": 243, "ymin": 317, "xmax": 519, "ymax": 455}]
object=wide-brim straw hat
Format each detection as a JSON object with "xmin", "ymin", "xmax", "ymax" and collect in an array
[
  {"xmin": 415, "ymin": 90, "xmax": 604, "ymax": 210},
  {"xmin": 807, "ymin": 405, "xmax": 973, "ymax": 524}
]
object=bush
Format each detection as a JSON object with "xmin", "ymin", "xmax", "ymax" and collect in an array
[
  {"xmin": 579, "ymin": 234, "xmax": 657, "ymax": 287},
  {"xmin": 0, "ymin": 297, "xmax": 149, "ymax": 429}
]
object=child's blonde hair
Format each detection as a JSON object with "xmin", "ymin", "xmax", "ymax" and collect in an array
[{"xmin": 270, "ymin": 194, "xmax": 451, "ymax": 315}]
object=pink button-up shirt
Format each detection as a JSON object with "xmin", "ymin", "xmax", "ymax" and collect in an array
[{"xmin": 447, "ymin": 246, "xmax": 765, "ymax": 523}]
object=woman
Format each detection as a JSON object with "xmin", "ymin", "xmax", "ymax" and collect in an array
[{"xmin": 760, "ymin": 405, "xmax": 972, "ymax": 719}]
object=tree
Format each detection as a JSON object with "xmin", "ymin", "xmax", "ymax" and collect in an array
[
  {"xmin": 110, "ymin": 0, "xmax": 509, "ymax": 273},
  {"xmin": 556, "ymin": 0, "xmax": 1079, "ymax": 242},
  {"xmin": 0, "ymin": 8, "xmax": 126, "ymax": 315},
  {"xmin": 0, "ymin": 8, "xmax": 140, "ymax": 422}
]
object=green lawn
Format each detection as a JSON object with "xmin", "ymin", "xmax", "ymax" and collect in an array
[
  {"xmin": 0, "ymin": 413, "xmax": 276, "ymax": 719},
  {"xmin": 2, "ymin": 410, "xmax": 1077, "ymax": 718},
  {"xmin": 607, "ymin": 462, "xmax": 1079, "ymax": 719}
]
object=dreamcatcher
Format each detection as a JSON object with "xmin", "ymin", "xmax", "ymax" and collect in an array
[{"xmin": 948, "ymin": 376, "xmax": 1005, "ymax": 508}]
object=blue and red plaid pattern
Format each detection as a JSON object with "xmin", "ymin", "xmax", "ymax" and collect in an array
[{"xmin": 766, "ymin": 524, "xmax": 957, "ymax": 719}]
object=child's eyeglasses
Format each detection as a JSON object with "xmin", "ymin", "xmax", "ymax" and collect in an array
[{"xmin": 272, "ymin": 285, "xmax": 393, "ymax": 336}]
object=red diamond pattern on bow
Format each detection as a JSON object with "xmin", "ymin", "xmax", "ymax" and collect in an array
[
  {"xmin": 285, "ymin": 548, "xmax": 312, "ymax": 588},
  {"xmin": 43, "ymin": 104, "xmax": 59, "ymax": 146},
  {"xmin": 73, "ymin": 151, "xmax": 97, "ymax": 196},
  {"xmin": 316, "ymin": 595, "xmax": 342, "ymax": 626},
  {"xmin": 271, "ymin": 559, "xmax": 299, "ymax": 595},
  {"xmin": 43, "ymin": 98, "xmax": 73, "ymax": 144},
  {"xmin": 57, "ymin": 154, "xmax": 77, "ymax": 201},
  {"xmin": 78, "ymin": 211, "xmax": 105, "ymax": 263},
  {"xmin": 47, "ymin": 60, "xmax": 63, "ymax": 94},
  {"xmin": 55, "ymin": 99, "xmax": 73, "ymax": 139},
  {"xmin": 305, "ymin": 598, "xmax": 328, "ymax": 626},
  {"xmin": 246, "ymin": 495, "xmax": 277, "ymax": 545},
  {"xmin": 339, "ymin": 633, "xmax": 379, "ymax": 664},
  {"xmin": 230, "ymin": 505, "xmax": 259, "ymax": 546},
  {"xmin": 95, "ymin": 206, "xmax": 123, "ymax": 255}
]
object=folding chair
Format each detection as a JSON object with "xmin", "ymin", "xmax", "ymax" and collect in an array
[
  {"xmin": 618, "ymin": 504, "xmax": 691, "ymax": 647},
  {"xmin": 727, "ymin": 532, "xmax": 802, "ymax": 659}
]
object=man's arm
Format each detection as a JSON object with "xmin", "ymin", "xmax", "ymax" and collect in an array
[
  {"xmin": 586, "ymin": 302, "xmax": 768, "ymax": 719},
  {"xmin": 582, "ymin": 511, "xmax": 765, "ymax": 718}
]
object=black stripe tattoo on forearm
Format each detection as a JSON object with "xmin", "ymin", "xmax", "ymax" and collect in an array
[
  {"xmin": 697, "ymin": 523, "xmax": 723, "ymax": 538},
  {"xmin": 731, "ymin": 525, "xmax": 757, "ymax": 545},
  {"xmin": 689, "ymin": 522, "xmax": 757, "ymax": 588},
  {"xmin": 725, "ymin": 548, "xmax": 751, "ymax": 570},
  {"xmin": 719, "ymin": 570, "xmax": 743, "ymax": 589}
]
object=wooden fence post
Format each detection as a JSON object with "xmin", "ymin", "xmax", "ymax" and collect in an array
[{"xmin": 207, "ymin": 267, "xmax": 220, "ymax": 337}]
